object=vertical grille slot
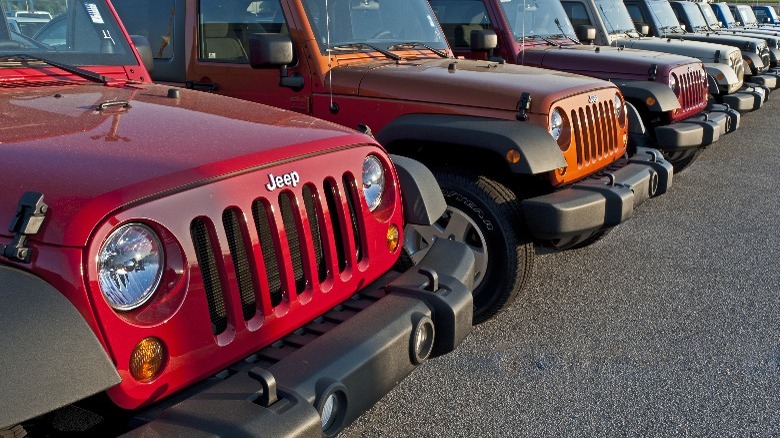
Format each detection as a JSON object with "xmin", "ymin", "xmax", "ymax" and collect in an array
[
  {"xmin": 190, "ymin": 218, "xmax": 228, "ymax": 335},
  {"xmin": 222, "ymin": 208, "xmax": 257, "ymax": 320},
  {"xmin": 343, "ymin": 174, "xmax": 364, "ymax": 263},
  {"xmin": 252, "ymin": 200, "xmax": 283, "ymax": 307},
  {"xmin": 279, "ymin": 191, "xmax": 306, "ymax": 294},
  {"xmin": 302, "ymin": 185, "xmax": 328, "ymax": 282},
  {"xmin": 324, "ymin": 179, "xmax": 348, "ymax": 272},
  {"xmin": 572, "ymin": 100, "xmax": 620, "ymax": 169},
  {"xmin": 585, "ymin": 105, "xmax": 597, "ymax": 163},
  {"xmin": 572, "ymin": 109, "xmax": 584, "ymax": 167}
]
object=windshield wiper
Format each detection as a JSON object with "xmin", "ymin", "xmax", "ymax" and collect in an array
[
  {"xmin": 519, "ymin": 35, "xmax": 559, "ymax": 46},
  {"xmin": 553, "ymin": 18, "xmax": 580, "ymax": 44},
  {"xmin": 387, "ymin": 42, "xmax": 448, "ymax": 58},
  {"xmin": 0, "ymin": 54, "xmax": 108, "ymax": 84},
  {"xmin": 330, "ymin": 43, "xmax": 401, "ymax": 60}
]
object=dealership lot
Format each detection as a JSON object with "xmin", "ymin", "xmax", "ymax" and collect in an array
[{"xmin": 345, "ymin": 95, "xmax": 780, "ymax": 436}]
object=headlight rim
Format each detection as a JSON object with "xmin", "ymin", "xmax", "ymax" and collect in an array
[
  {"xmin": 362, "ymin": 154, "xmax": 386, "ymax": 212},
  {"xmin": 98, "ymin": 222, "xmax": 165, "ymax": 312},
  {"xmin": 549, "ymin": 107, "xmax": 571, "ymax": 151}
]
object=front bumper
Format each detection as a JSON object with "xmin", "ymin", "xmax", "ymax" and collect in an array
[
  {"xmin": 125, "ymin": 238, "xmax": 475, "ymax": 437},
  {"xmin": 521, "ymin": 147, "xmax": 672, "ymax": 249},
  {"xmin": 722, "ymin": 84, "xmax": 767, "ymax": 112},
  {"xmin": 654, "ymin": 105, "xmax": 734, "ymax": 150}
]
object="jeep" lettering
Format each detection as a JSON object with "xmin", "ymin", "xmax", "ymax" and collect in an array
[{"xmin": 265, "ymin": 171, "xmax": 300, "ymax": 191}]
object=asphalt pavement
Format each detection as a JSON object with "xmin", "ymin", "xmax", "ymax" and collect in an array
[{"xmin": 343, "ymin": 94, "xmax": 780, "ymax": 436}]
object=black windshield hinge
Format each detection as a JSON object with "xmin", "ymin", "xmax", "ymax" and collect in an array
[
  {"xmin": 2, "ymin": 192, "xmax": 48, "ymax": 263},
  {"xmin": 714, "ymin": 50, "xmax": 721, "ymax": 63},
  {"xmin": 648, "ymin": 63, "xmax": 658, "ymax": 81},
  {"xmin": 516, "ymin": 92, "xmax": 532, "ymax": 121}
]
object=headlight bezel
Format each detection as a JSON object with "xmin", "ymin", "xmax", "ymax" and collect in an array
[
  {"xmin": 362, "ymin": 154, "xmax": 386, "ymax": 212},
  {"xmin": 98, "ymin": 222, "xmax": 165, "ymax": 312},
  {"xmin": 548, "ymin": 107, "xmax": 571, "ymax": 151},
  {"xmin": 614, "ymin": 93, "xmax": 627, "ymax": 127}
]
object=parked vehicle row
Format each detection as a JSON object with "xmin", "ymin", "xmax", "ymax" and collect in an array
[{"xmin": 0, "ymin": 0, "xmax": 776, "ymax": 436}]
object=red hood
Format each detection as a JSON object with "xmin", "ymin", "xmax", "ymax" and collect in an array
[
  {"xmin": 330, "ymin": 58, "xmax": 617, "ymax": 115},
  {"xmin": 0, "ymin": 82, "xmax": 367, "ymax": 247},
  {"xmin": 520, "ymin": 44, "xmax": 699, "ymax": 80}
]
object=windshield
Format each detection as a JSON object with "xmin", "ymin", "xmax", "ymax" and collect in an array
[
  {"xmin": 646, "ymin": 0, "xmax": 682, "ymax": 32},
  {"xmin": 680, "ymin": 2, "xmax": 707, "ymax": 29},
  {"xmin": 714, "ymin": 3, "xmax": 736, "ymax": 26},
  {"xmin": 301, "ymin": 0, "xmax": 448, "ymax": 53},
  {"xmin": 594, "ymin": 0, "xmax": 638, "ymax": 35},
  {"xmin": 0, "ymin": 0, "xmax": 136, "ymax": 66},
  {"xmin": 700, "ymin": 3, "xmax": 719, "ymax": 27},
  {"xmin": 736, "ymin": 5, "xmax": 758, "ymax": 26},
  {"xmin": 498, "ymin": 0, "xmax": 576, "ymax": 40}
]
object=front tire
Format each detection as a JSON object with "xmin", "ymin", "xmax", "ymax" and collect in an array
[{"xmin": 404, "ymin": 171, "xmax": 534, "ymax": 324}]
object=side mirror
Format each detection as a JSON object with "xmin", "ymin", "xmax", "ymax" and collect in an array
[
  {"xmin": 470, "ymin": 29, "xmax": 498, "ymax": 51},
  {"xmin": 249, "ymin": 33, "xmax": 294, "ymax": 68},
  {"xmin": 575, "ymin": 25, "xmax": 596, "ymax": 41},
  {"xmin": 637, "ymin": 23, "xmax": 650, "ymax": 35},
  {"xmin": 248, "ymin": 33, "xmax": 303, "ymax": 90},
  {"xmin": 130, "ymin": 35, "xmax": 154, "ymax": 75}
]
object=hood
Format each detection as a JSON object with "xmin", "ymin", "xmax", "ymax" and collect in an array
[
  {"xmin": 331, "ymin": 58, "xmax": 616, "ymax": 115},
  {"xmin": 521, "ymin": 44, "xmax": 698, "ymax": 80},
  {"xmin": 666, "ymin": 33, "xmax": 764, "ymax": 51},
  {"xmin": 617, "ymin": 37, "xmax": 740, "ymax": 63},
  {"xmin": 0, "ymin": 83, "xmax": 367, "ymax": 247}
]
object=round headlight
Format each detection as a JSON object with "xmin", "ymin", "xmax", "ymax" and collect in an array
[
  {"xmin": 549, "ymin": 109, "xmax": 564, "ymax": 140},
  {"xmin": 614, "ymin": 93, "xmax": 627, "ymax": 127},
  {"xmin": 362, "ymin": 155, "xmax": 385, "ymax": 212},
  {"xmin": 668, "ymin": 74, "xmax": 677, "ymax": 91},
  {"xmin": 98, "ymin": 223, "xmax": 164, "ymax": 311}
]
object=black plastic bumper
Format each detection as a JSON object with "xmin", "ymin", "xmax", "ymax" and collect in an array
[
  {"xmin": 124, "ymin": 238, "xmax": 475, "ymax": 437},
  {"xmin": 521, "ymin": 147, "xmax": 672, "ymax": 248},
  {"xmin": 722, "ymin": 85, "xmax": 766, "ymax": 112}
]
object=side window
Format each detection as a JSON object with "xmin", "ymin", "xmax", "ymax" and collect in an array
[
  {"xmin": 561, "ymin": 2, "xmax": 591, "ymax": 27},
  {"xmin": 113, "ymin": 0, "xmax": 176, "ymax": 59},
  {"xmin": 428, "ymin": 0, "xmax": 492, "ymax": 49},
  {"xmin": 198, "ymin": 0, "xmax": 289, "ymax": 62},
  {"xmin": 624, "ymin": 4, "xmax": 646, "ymax": 25}
]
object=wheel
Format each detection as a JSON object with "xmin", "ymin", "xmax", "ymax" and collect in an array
[
  {"xmin": 404, "ymin": 171, "xmax": 534, "ymax": 324},
  {"xmin": 662, "ymin": 148, "xmax": 700, "ymax": 172}
]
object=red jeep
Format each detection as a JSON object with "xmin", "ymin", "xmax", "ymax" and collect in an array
[
  {"xmin": 0, "ymin": 1, "xmax": 475, "ymax": 435},
  {"xmin": 114, "ymin": 0, "xmax": 673, "ymax": 325}
]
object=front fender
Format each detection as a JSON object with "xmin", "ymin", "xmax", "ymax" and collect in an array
[
  {"xmin": 704, "ymin": 63, "xmax": 742, "ymax": 94},
  {"xmin": 390, "ymin": 155, "xmax": 447, "ymax": 226},
  {"xmin": 376, "ymin": 114, "xmax": 566, "ymax": 176},
  {"xmin": 744, "ymin": 51, "xmax": 765, "ymax": 74},
  {"xmin": 0, "ymin": 265, "xmax": 121, "ymax": 429},
  {"xmin": 613, "ymin": 80, "xmax": 681, "ymax": 113}
]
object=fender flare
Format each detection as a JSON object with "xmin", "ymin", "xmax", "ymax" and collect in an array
[
  {"xmin": 389, "ymin": 155, "xmax": 447, "ymax": 226},
  {"xmin": 743, "ymin": 51, "xmax": 764, "ymax": 75},
  {"xmin": 0, "ymin": 266, "xmax": 121, "ymax": 428},
  {"xmin": 612, "ymin": 80, "xmax": 681, "ymax": 113},
  {"xmin": 375, "ymin": 114, "xmax": 566, "ymax": 175}
]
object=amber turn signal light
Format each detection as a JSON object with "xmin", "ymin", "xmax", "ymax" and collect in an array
[
  {"xmin": 505, "ymin": 149, "xmax": 521, "ymax": 164},
  {"xmin": 387, "ymin": 224, "xmax": 399, "ymax": 252},
  {"xmin": 130, "ymin": 337, "xmax": 166, "ymax": 382},
  {"xmin": 645, "ymin": 96, "xmax": 656, "ymax": 106}
]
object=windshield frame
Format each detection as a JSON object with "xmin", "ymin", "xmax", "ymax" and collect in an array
[
  {"xmin": 300, "ymin": 0, "xmax": 449, "ymax": 56},
  {"xmin": 679, "ymin": 2, "xmax": 707, "ymax": 29},
  {"xmin": 645, "ymin": 0, "xmax": 683, "ymax": 32},
  {"xmin": 0, "ymin": 0, "xmax": 137, "ymax": 68},
  {"xmin": 498, "ymin": 0, "xmax": 577, "ymax": 41},
  {"xmin": 594, "ymin": 0, "xmax": 640, "ymax": 35}
]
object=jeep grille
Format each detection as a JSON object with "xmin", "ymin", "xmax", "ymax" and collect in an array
[
  {"xmin": 571, "ymin": 100, "xmax": 621, "ymax": 169},
  {"xmin": 671, "ymin": 67, "xmax": 709, "ymax": 121},
  {"xmin": 191, "ymin": 175, "xmax": 365, "ymax": 335}
]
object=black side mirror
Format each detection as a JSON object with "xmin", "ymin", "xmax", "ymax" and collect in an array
[
  {"xmin": 130, "ymin": 35, "xmax": 154, "ymax": 75},
  {"xmin": 636, "ymin": 23, "xmax": 650, "ymax": 35},
  {"xmin": 575, "ymin": 25, "xmax": 596, "ymax": 41},
  {"xmin": 249, "ymin": 33, "xmax": 294, "ymax": 67},
  {"xmin": 249, "ymin": 33, "xmax": 303, "ymax": 90},
  {"xmin": 470, "ymin": 29, "xmax": 498, "ymax": 51}
]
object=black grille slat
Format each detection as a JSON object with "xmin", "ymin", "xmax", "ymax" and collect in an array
[
  {"xmin": 190, "ymin": 219, "xmax": 228, "ymax": 335},
  {"xmin": 252, "ymin": 200, "xmax": 283, "ymax": 307},
  {"xmin": 324, "ymin": 179, "xmax": 348, "ymax": 272},
  {"xmin": 303, "ymin": 185, "xmax": 328, "ymax": 282},
  {"xmin": 223, "ymin": 209, "xmax": 257, "ymax": 321},
  {"xmin": 343, "ymin": 174, "xmax": 364, "ymax": 263},
  {"xmin": 280, "ymin": 192, "xmax": 306, "ymax": 294}
]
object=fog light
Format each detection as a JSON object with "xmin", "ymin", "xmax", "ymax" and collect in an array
[
  {"xmin": 321, "ymin": 393, "xmax": 338, "ymax": 431},
  {"xmin": 387, "ymin": 224, "xmax": 399, "ymax": 252},
  {"xmin": 506, "ymin": 149, "xmax": 521, "ymax": 164},
  {"xmin": 130, "ymin": 337, "xmax": 166, "ymax": 381},
  {"xmin": 410, "ymin": 316, "xmax": 435, "ymax": 365}
]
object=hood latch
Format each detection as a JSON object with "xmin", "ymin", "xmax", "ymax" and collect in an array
[
  {"xmin": 516, "ymin": 92, "xmax": 532, "ymax": 121},
  {"xmin": 2, "ymin": 192, "xmax": 48, "ymax": 263}
]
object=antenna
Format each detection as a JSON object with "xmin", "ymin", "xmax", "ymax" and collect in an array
[
  {"xmin": 521, "ymin": 0, "xmax": 526, "ymax": 65},
  {"xmin": 326, "ymin": 0, "xmax": 336, "ymax": 113}
]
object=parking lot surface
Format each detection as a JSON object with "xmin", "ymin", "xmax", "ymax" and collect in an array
[{"xmin": 344, "ymin": 95, "xmax": 780, "ymax": 436}]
